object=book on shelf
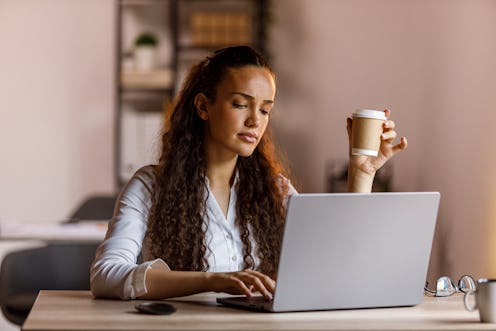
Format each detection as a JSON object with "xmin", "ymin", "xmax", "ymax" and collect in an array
[{"xmin": 120, "ymin": 68, "xmax": 173, "ymax": 89}]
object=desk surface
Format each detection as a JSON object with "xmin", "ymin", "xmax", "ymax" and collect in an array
[
  {"xmin": 22, "ymin": 290, "xmax": 493, "ymax": 331},
  {"xmin": 0, "ymin": 221, "xmax": 107, "ymax": 243}
]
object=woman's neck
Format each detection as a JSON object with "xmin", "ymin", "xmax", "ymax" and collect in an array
[
  {"xmin": 205, "ymin": 154, "xmax": 238, "ymax": 218},
  {"xmin": 205, "ymin": 156, "xmax": 238, "ymax": 188},
  {"xmin": 203, "ymin": 139, "xmax": 239, "ymax": 188}
]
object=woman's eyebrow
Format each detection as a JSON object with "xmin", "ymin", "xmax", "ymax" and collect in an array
[{"xmin": 230, "ymin": 92, "xmax": 274, "ymax": 104}]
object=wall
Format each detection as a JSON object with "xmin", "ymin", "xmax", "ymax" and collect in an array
[
  {"xmin": 0, "ymin": 0, "xmax": 115, "ymax": 221},
  {"xmin": 1, "ymin": 0, "xmax": 495, "ymax": 286},
  {"xmin": 269, "ymin": 0, "xmax": 496, "ymax": 281}
]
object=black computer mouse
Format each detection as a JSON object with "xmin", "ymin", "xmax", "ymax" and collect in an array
[{"xmin": 135, "ymin": 302, "xmax": 177, "ymax": 315}]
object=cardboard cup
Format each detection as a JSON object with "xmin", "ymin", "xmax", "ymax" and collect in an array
[{"xmin": 351, "ymin": 109, "xmax": 386, "ymax": 156}]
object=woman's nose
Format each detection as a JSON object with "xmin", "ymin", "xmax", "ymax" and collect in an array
[{"xmin": 245, "ymin": 108, "xmax": 260, "ymax": 127}]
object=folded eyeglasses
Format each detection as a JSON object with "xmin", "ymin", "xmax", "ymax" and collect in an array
[{"xmin": 424, "ymin": 275, "xmax": 476, "ymax": 297}]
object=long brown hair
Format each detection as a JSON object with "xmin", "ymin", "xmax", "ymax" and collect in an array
[{"xmin": 147, "ymin": 46, "xmax": 290, "ymax": 277}]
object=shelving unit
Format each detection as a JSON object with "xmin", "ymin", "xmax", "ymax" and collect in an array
[{"xmin": 115, "ymin": 0, "xmax": 268, "ymax": 187}]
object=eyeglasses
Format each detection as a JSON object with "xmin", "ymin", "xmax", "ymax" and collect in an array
[{"xmin": 424, "ymin": 275, "xmax": 476, "ymax": 297}]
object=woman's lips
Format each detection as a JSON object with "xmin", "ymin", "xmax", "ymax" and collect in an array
[{"xmin": 238, "ymin": 132, "xmax": 258, "ymax": 143}]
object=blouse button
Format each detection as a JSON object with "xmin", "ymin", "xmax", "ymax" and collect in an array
[{"xmin": 231, "ymin": 255, "xmax": 236, "ymax": 262}]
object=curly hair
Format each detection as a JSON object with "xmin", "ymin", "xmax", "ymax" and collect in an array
[{"xmin": 146, "ymin": 46, "xmax": 290, "ymax": 277}]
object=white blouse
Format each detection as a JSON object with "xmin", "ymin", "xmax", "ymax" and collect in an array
[{"xmin": 90, "ymin": 165, "xmax": 297, "ymax": 300}]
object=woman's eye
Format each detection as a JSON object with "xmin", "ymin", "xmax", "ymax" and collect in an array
[
  {"xmin": 260, "ymin": 109, "xmax": 270, "ymax": 116},
  {"xmin": 233, "ymin": 103, "xmax": 247, "ymax": 109}
]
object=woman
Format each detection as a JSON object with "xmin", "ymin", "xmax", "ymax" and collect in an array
[{"xmin": 90, "ymin": 46, "xmax": 407, "ymax": 301}]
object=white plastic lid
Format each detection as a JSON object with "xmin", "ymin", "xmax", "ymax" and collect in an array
[{"xmin": 352, "ymin": 109, "xmax": 386, "ymax": 120}]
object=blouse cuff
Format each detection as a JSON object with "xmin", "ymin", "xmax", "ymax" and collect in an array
[{"xmin": 125, "ymin": 259, "xmax": 170, "ymax": 299}]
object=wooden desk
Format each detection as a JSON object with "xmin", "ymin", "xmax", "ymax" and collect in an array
[
  {"xmin": 21, "ymin": 290, "xmax": 493, "ymax": 331},
  {"xmin": 0, "ymin": 221, "xmax": 107, "ymax": 243}
]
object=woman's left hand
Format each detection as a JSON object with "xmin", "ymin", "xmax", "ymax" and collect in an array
[{"xmin": 346, "ymin": 109, "xmax": 407, "ymax": 191}]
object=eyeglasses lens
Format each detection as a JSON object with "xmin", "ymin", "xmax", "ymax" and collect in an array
[
  {"xmin": 458, "ymin": 275, "xmax": 476, "ymax": 293},
  {"xmin": 436, "ymin": 276, "xmax": 457, "ymax": 297}
]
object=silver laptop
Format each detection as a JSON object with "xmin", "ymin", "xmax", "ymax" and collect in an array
[{"xmin": 217, "ymin": 192, "xmax": 440, "ymax": 312}]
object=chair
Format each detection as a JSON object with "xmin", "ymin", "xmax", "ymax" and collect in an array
[
  {"xmin": 0, "ymin": 243, "xmax": 99, "ymax": 325},
  {"xmin": 67, "ymin": 195, "xmax": 117, "ymax": 222}
]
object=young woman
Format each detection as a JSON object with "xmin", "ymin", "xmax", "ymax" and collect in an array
[{"xmin": 90, "ymin": 46, "xmax": 407, "ymax": 301}]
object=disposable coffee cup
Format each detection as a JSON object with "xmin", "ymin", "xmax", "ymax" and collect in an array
[
  {"xmin": 465, "ymin": 279, "xmax": 496, "ymax": 323},
  {"xmin": 351, "ymin": 109, "xmax": 386, "ymax": 156}
]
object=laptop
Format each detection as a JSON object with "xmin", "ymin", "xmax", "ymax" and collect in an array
[{"xmin": 217, "ymin": 192, "xmax": 440, "ymax": 312}]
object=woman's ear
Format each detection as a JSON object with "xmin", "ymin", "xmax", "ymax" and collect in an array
[{"xmin": 194, "ymin": 93, "xmax": 209, "ymax": 120}]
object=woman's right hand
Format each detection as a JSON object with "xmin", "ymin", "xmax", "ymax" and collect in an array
[{"xmin": 206, "ymin": 269, "xmax": 275, "ymax": 301}]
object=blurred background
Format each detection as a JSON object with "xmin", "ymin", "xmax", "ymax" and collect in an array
[{"xmin": 1, "ymin": 0, "xmax": 496, "ymax": 327}]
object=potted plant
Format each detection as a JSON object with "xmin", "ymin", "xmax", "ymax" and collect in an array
[{"xmin": 134, "ymin": 32, "xmax": 158, "ymax": 71}]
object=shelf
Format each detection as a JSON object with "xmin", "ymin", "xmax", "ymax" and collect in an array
[
  {"xmin": 115, "ymin": 0, "xmax": 267, "ymax": 187},
  {"xmin": 177, "ymin": 0, "xmax": 257, "ymax": 49},
  {"xmin": 120, "ymin": 68, "xmax": 173, "ymax": 90},
  {"xmin": 121, "ymin": 90, "xmax": 170, "ymax": 113},
  {"xmin": 121, "ymin": 0, "xmax": 167, "ymax": 5}
]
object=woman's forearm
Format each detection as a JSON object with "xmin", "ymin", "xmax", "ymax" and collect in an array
[
  {"xmin": 140, "ymin": 269, "xmax": 211, "ymax": 299},
  {"xmin": 140, "ymin": 268, "xmax": 275, "ymax": 300},
  {"xmin": 347, "ymin": 165, "xmax": 375, "ymax": 193}
]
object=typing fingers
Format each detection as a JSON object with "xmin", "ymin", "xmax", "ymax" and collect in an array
[
  {"xmin": 228, "ymin": 270, "xmax": 274, "ymax": 301},
  {"xmin": 243, "ymin": 269, "xmax": 276, "ymax": 296}
]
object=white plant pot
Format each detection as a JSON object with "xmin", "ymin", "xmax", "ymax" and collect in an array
[{"xmin": 134, "ymin": 46, "xmax": 157, "ymax": 71}]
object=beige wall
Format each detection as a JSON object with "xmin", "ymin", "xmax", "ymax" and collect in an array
[
  {"xmin": 270, "ymin": 0, "xmax": 496, "ymax": 281},
  {"xmin": 1, "ymin": 0, "xmax": 495, "ymax": 283},
  {"xmin": 0, "ymin": 0, "xmax": 115, "ymax": 221}
]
